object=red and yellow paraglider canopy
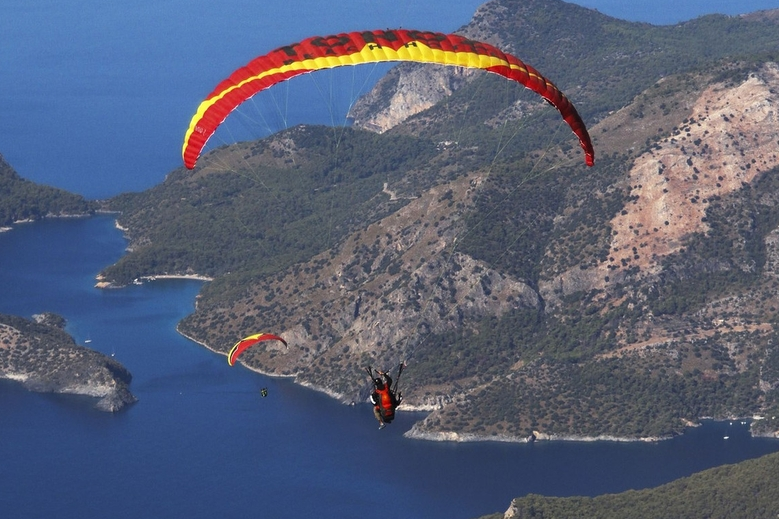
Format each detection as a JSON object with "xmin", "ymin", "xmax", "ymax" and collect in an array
[
  {"xmin": 227, "ymin": 333, "xmax": 288, "ymax": 366},
  {"xmin": 182, "ymin": 29, "xmax": 594, "ymax": 169}
]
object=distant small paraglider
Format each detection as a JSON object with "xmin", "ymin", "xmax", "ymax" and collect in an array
[{"xmin": 227, "ymin": 333, "xmax": 287, "ymax": 366}]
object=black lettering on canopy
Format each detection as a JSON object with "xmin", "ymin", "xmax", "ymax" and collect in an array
[
  {"xmin": 405, "ymin": 30, "xmax": 448, "ymax": 49},
  {"xmin": 363, "ymin": 30, "xmax": 400, "ymax": 45},
  {"xmin": 460, "ymin": 38, "xmax": 504, "ymax": 60},
  {"xmin": 309, "ymin": 35, "xmax": 358, "ymax": 55},
  {"xmin": 277, "ymin": 44, "xmax": 301, "ymax": 58}
]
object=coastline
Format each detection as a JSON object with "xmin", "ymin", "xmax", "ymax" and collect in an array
[
  {"xmin": 175, "ymin": 325, "xmax": 225, "ymax": 358},
  {"xmin": 403, "ymin": 428, "xmax": 672, "ymax": 443},
  {"xmin": 174, "ymin": 324, "xmax": 779, "ymax": 444},
  {"xmin": 166, "ymin": 293, "xmax": 779, "ymax": 444},
  {"xmin": 0, "ymin": 372, "xmax": 137, "ymax": 412},
  {"xmin": 95, "ymin": 273, "xmax": 213, "ymax": 289},
  {"xmin": 138, "ymin": 274, "xmax": 213, "ymax": 282},
  {"xmin": 175, "ymin": 324, "xmax": 361, "ymax": 403},
  {"xmin": 175, "ymin": 324, "xmax": 294, "ymax": 378},
  {"xmin": 404, "ymin": 416, "xmax": 779, "ymax": 444},
  {"xmin": 1, "ymin": 213, "xmax": 93, "ymax": 234}
]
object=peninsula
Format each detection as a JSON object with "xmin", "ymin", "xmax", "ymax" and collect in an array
[{"xmin": 0, "ymin": 313, "xmax": 136, "ymax": 412}]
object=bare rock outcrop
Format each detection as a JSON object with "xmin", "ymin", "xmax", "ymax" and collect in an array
[
  {"xmin": 541, "ymin": 63, "xmax": 779, "ymax": 304},
  {"xmin": 350, "ymin": 63, "xmax": 474, "ymax": 133}
]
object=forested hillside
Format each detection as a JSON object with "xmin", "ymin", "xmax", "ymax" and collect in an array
[
  {"xmin": 0, "ymin": 154, "xmax": 96, "ymax": 225},
  {"xmin": 102, "ymin": 0, "xmax": 779, "ymax": 442},
  {"xmin": 475, "ymin": 451, "xmax": 779, "ymax": 519}
]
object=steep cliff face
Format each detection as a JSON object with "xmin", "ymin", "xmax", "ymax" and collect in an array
[
  {"xmin": 348, "ymin": 0, "xmax": 604, "ymax": 134},
  {"xmin": 0, "ymin": 314, "xmax": 136, "ymax": 412},
  {"xmin": 349, "ymin": 64, "xmax": 476, "ymax": 134},
  {"xmin": 348, "ymin": 1, "xmax": 512, "ymax": 133}
]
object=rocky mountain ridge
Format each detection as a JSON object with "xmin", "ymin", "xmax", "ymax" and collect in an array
[
  {"xmin": 104, "ymin": 0, "xmax": 779, "ymax": 441},
  {"xmin": 179, "ymin": 62, "xmax": 779, "ymax": 441},
  {"xmin": 348, "ymin": 0, "xmax": 588, "ymax": 133}
]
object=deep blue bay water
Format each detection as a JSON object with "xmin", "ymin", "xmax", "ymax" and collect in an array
[{"xmin": 1, "ymin": 216, "xmax": 779, "ymax": 519}]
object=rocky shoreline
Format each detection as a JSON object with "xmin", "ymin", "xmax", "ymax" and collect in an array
[
  {"xmin": 405, "ymin": 418, "xmax": 779, "ymax": 443},
  {"xmin": 175, "ymin": 326, "xmax": 779, "ymax": 443},
  {"xmin": 1, "ymin": 213, "xmax": 94, "ymax": 232},
  {"xmin": 404, "ymin": 427, "xmax": 671, "ymax": 443},
  {"xmin": 95, "ymin": 273, "xmax": 213, "ymax": 289}
]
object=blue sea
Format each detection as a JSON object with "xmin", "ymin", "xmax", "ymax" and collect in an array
[{"xmin": 3, "ymin": 2, "xmax": 779, "ymax": 518}]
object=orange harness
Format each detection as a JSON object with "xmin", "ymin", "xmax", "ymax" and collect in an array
[{"xmin": 376, "ymin": 386, "xmax": 395, "ymax": 421}]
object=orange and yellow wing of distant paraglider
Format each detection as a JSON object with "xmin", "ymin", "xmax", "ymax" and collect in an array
[{"xmin": 227, "ymin": 333, "xmax": 288, "ymax": 366}]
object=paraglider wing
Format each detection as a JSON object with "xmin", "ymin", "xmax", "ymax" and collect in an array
[
  {"xmin": 182, "ymin": 29, "xmax": 595, "ymax": 169},
  {"xmin": 227, "ymin": 332, "xmax": 288, "ymax": 366}
]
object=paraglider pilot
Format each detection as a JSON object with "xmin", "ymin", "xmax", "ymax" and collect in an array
[{"xmin": 369, "ymin": 368, "xmax": 401, "ymax": 429}]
